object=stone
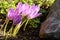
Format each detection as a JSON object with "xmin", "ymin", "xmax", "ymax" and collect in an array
[{"xmin": 39, "ymin": 0, "xmax": 60, "ymax": 39}]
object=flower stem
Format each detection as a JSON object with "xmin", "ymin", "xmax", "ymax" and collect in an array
[
  {"xmin": 5, "ymin": 32, "xmax": 8, "ymax": 40},
  {"xmin": 13, "ymin": 20, "xmax": 26, "ymax": 37},
  {"xmin": 5, "ymin": 24, "xmax": 13, "ymax": 40},
  {"xmin": 4, "ymin": 19, "xmax": 9, "ymax": 36},
  {"xmin": 8, "ymin": 24, "xmax": 13, "ymax": 34},
  {"xmin": 23, "ymin": 19, "xmax": 30, "ymax": 31},
  {"xmin": 0, "ymin": 19, "xmax": 7, "ymax": 30}
]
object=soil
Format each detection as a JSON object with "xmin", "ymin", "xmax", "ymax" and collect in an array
[{"xmin": 8, "ymin": 25, "xmax": 58, "ymax": 40}]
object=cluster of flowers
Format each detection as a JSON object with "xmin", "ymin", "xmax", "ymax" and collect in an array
[
  {"xmin": 1, "ymin": 2, "xmax": 41, "ymax": 37},
  {"xmin": 7, "ymin": 2, "xmax": 41, "ymax": 25}
]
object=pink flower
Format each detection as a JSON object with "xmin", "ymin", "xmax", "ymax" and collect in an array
[
  {"xmin": 7, "ymin": 8, "xmax": 22, "ymax": 25},
  {"xmin": 27, "ymin": 4, "xmax": 41, "ymax": 19}
]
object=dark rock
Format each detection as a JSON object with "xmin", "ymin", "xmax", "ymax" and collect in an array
[{"xmin": 39, "ymin": 0, "xmax": 60, "ymax": 39}]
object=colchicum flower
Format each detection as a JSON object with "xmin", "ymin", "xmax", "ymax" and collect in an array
[
  {"xmin": 21, "ymin": 3, "xmax": 29, "ymax": 16},
  {"xmin": 16, "ymin": 2, "xmax": 41, "ymax": 19},
  {"xmin": 7, "ymin": 7, "xmax": 22, "ymax": 25},
  {"xmin": 16, "ymin": 2, "xmax": 23, "ymax": 14},
  {"xmin": 17, "ymin": 2, "xmax": 29, "ymax": 16},
  {"xmin": 6, "ymin": 2, "xmax": 42, "ymax": 37},
  {"xmin": 27, "ymin": 4, "xmax": 41, "ymax": 19},
  {"xmin": 23, "ymin": 4, "xmax": 41, "ymax": 31},
  {"xmin": 7, "ymin": 8, "xmax": 15, "ymax": 20}
]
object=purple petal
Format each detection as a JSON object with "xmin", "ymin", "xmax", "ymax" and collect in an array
[
  {"xmin": 13, "ymin": 15, "xmax": 22, "ymax": 25},
  {"xmin": 34, "ymin": 6, "xmax": 40, "ymax": 14},
  {"xmin": 28, "ymin": 4, "xmax": 37, "ymax": 16},
  {"xmin": 16, "ymin": 2, "xmax": 23, "ymax": 13},
  {"xmin": 22, "ymin": 3, "xmax": 29, "ymax": 16},
  {"xmin": 27, "ymin": 13, "xmax": 41, "ymax": 19},
  {"xmin": 22, "ymin": 3, "xmax": 29, "ymax": 11},
  {"xmin": 33, "ymin": 13, "xmax": 41, "ymax": 18},
  {"xmin": 27, "ymin": 4, "xmax": 41, "ymax": 19},
  {"xmin": 7, "ymin": 8, "xmax": 15, "ymax": 20},
  {"xmin": 17, "ymin": 2, "xmax": 22, "ymax": 8},
  {"xmin": 15, "ymin": 8, "xmax": 20, "ymax": 15},
  {"xmin": 31, "ymin": 4, "xmax": 40, "ymax": 15}
]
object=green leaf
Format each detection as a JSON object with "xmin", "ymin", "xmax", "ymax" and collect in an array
[{"xmin": 29, "ymin": 18, "xmax": 40, "ymax": 28}]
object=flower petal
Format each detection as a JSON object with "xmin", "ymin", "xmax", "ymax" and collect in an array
[
  {"xmin": 33, "ymin": 13, "xmax": 41, "ymax": 18},
  {"xmin": 27, "ymin": 4, "xmax": 41, "ymax": 19},
  {"xmin": 7, "ymin": 8, "xmax": 15, "ymax": 20},
  {"xmin": 17, "ymin": 2, "xmax": 23, "ymax": 13},
  {"xmin": 13, "ymin": 15, "xmax": 22, "ymax": 25},
  {"xmin": 21, "ymin": 3, "xmax": 29, "ymax": 16}
]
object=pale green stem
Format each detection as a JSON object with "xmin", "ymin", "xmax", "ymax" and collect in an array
[
  {"xmin": 8, "ymin": 24, "xmax": 13, "ymax": 34},
  {"xmin": 0, "ymin": 19, "xmax": 7, "ymax": 30},
  {"xmin": 5, "ymin": 32, "xmax": 8, "ymax": 40},
  {"xmin": 13, "ymin": 19, "xmax": 26, "ymax": 37},
  {"xmin": 4, "ymin": 19, "xmax": 9, "ymax": 36},
  {"xmin": 23, "ymin": 19, "xmax": 30, "ymax": 31},
  {"xmin": 5, "ymin": 24, "xmax": 13, "ymax": 40}
]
